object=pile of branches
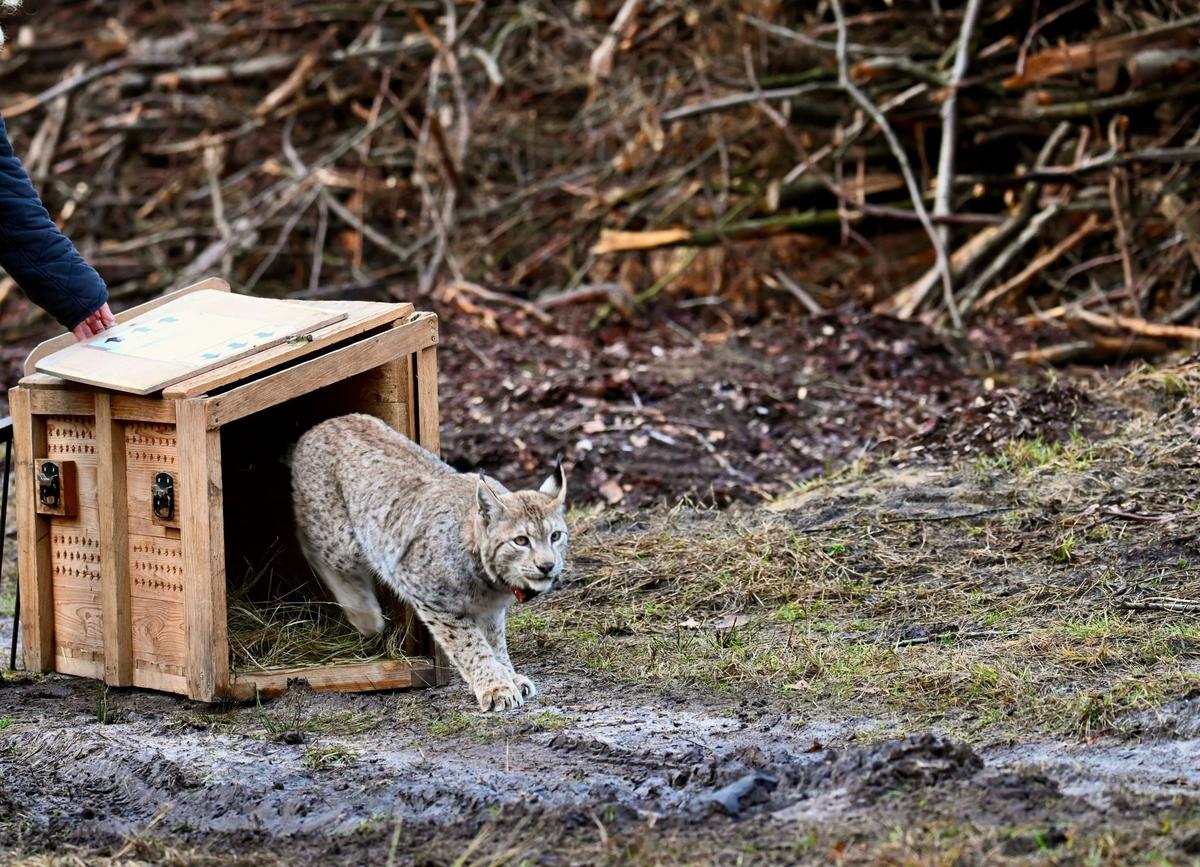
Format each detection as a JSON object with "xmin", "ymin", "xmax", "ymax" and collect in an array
[{"xmin": 0, "ymin": 1, "xmax": 1198, "ymax": 362}]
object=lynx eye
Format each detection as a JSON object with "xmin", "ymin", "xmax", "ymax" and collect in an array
[
  {"xmin": 550, "ymin": 531, "xmax": 562, "ymax": 542},
  {"xmin": 513, "ymin": 535, "xmax": 530, "ymax": 547}
]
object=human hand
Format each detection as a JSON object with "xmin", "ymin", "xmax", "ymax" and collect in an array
[{"xmin": 72, "ymin": 303, "xmax": 117, "ymax": 341}]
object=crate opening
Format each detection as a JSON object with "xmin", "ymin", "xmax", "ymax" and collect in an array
[{"xmin": 220, "ymin": 366, "xmax": 424, "ymax": 675}]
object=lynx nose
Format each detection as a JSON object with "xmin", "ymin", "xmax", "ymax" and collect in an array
[{"xmin": 536, "ymin": 561, "xmax": 555, "ymax": 576}]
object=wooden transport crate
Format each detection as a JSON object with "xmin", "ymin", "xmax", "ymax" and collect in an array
[{"xmin": 11, "ymin": 279, "xmax": 448, "ymax": 700}]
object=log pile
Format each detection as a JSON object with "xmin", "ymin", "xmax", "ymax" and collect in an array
[{"xmin": 0, "ymin": 1, "xmax": 1197, "ymax": 362}]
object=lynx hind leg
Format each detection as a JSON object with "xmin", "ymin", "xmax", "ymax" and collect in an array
[
  {"xmin": 313, "ymin": 556, "xmax": 385, "ymax": 636},
  {"xmin": 293, "ymin": 440, "xmax": 385, "ymax": 636},
  {"xmin": 295, "ymin": 513, "xmax": 384, "ymax": 635}
]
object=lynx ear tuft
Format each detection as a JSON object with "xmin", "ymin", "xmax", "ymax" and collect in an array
[
  {"xmin": 477, "ymin": 472, "xmax": 505, "ymax": 524},
  {"xmin": 538, "ymin": 455, "xmax": 567, "ymax": 508}
]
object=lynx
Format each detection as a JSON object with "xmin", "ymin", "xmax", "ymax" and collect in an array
[{"xmin": 290, "ymin": 414, "xmax": 568, "ymax": 711}]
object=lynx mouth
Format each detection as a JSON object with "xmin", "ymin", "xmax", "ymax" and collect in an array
[{"xmin": 511, "ymin": 586, "xmax": 542, "ymax": 604}]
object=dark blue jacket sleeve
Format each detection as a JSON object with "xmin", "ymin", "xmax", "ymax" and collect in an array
[{"xmin": 0, "ymin": 113, "xmax": 107, "ymax": 330}]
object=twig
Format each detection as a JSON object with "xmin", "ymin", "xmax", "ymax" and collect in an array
[
  {"xmin": 203, "ymin": 144, "xmax": 233, "ymax": 279},
  {"xmin": 444, "ymin": 281, "xmax": 554, "ymax": 325},
  {"xmin": 957, "ymin": 203, "xmax": 1064, "ymax": 312},
  {"xmin": 589, "ymin": 0, "xmax": 644, "ymax": 88},
  {"xmin": 769, "ymin": 271, "xmax": 824, "ymax": 315},
  {"xmin": 663, "ymin": 84, "xmax": 836, "ymax": 123},
  {"xmin": 1069, "ymin": 309, "xmax": 1200, "ymax": 342},
  {"xmin": 1013, "ymin": 336, "xmax": 1169, "ymax": 365},
  {"xmin": 972, "ymin": 213, "xmax": 1102, "ymax": 312},
  {"xmin": 898, "ymin": 121, "xmax": 1071, "ymax": 318},
  {"xmin": 830, "ymin": 0, "xmax": 960, "ymax": 330},
  {"xmin": 538, "ymin": 283, "xmax": 636, "ymax": 320},
  {"xmin": 932, "ymin": 0, "xmax": 983, "ymax": 250},
  {"xmin": 744, "ymin": 15, "xmax": 910, "ymax": 58}
]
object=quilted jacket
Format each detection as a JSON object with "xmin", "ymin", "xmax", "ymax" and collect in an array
[{"xmin": 0, "ymin": 112, "xmax": 107, "ymax": 329}]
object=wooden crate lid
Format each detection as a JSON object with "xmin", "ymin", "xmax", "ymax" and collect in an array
[{"xmin": 26, "ymin": 279, "xmax": 414, "ymax": 397}]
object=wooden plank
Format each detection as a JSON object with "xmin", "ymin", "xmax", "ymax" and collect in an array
[
  {"xmin": 112, "ymin": 395, "xmax": 176, "ymax": 423},
  {"xmin": 347, "ymin": 360, "xmax": 410, "ymax": 434},
  {"xmin": 56, "ymin": 650, "xmax": 104, "ymax": 680},
  {"xmin": 51, "ymin": 573, "xmax": 103, "ymax": 656},
  {"xmin": 19, "ymin": 373, "xmax": 68, "ymax": 388},
  {"xmin": 177, "ymin": 399, "xmax": 229, "ymax": 702},
  {"xmin": 23, "ymin": 277, "xmax": 232, "ymax": 375},
  {"xmin": 128, "ymin": 529, "xmax": 188, "ymax": 688},
  {"xmin": 163, "ymin": 300, "xmax": 414, "ymax": 398},
  {"xmin": 410, "ymin": 336, "xmax": 447, "ymax": 682},
  {"xmin": 30, "ymin": 387, "xmax": 174, "ymax": 423},
  {"xmin": 414, "ymin": 342, "xmax": 441, "ymax": 456},
  {"xmin": 130, "ymin": 594, "xmax": 187, "ymax": 668},
  {"xmin": 11, "ymin": 388, "xmax": 54, "ymax": 671},
  {"xmin": 95, "ymin": 393, "xmax": 133, "ymax": 686},
  {"xmin": 400, "ymin": 354, "xmax": 417, "ymax": 439},
  {"xmin": 225, "ymin": 658, "xmax": 434, "ymax": 701},
  {"xmin": 30, "ymin": 389, "xmax": 92, "ymax": 416},
  {"xmin": 37, "ymin": 290, "xmax": 349, "ymax": 396},
  {"xmin": 204, "ymin": 312, "xmax": 439, "ymax": 429},
  {"xmin": 131, "ymin": 662, "xmax": 188, "ymax": 694}
]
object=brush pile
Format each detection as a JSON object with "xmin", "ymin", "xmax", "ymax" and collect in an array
[{"xmin": 0, "ymin": 1, "xmax": 1197, "ymax": 363}]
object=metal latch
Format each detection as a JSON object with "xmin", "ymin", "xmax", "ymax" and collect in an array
[
  {"xmin": 37, "ymin": 461, "xmax": 61, "ymax": 508},
  {"xmin": 152, "ymin": 472, "xmax": 175, "ymax": 521}
]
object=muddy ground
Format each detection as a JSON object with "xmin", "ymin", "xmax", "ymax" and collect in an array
[{"xmin": 3, "ymin": 309, "xmax": 1200, "ymax": 864}]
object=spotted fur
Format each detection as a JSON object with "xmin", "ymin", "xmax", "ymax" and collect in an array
[{"xmin": 290, "ymin": 414, "xmax": 567, "ymax": 711}]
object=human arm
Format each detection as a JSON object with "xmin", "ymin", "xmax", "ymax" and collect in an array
[{"xmin": 0, "ymin": 112, "xmax": 110, "ymax": 338}]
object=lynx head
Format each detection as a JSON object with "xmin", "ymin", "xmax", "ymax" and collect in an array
[{"xmin": 476, "ymin": 459, "xmax": 568, "ymax": 603}]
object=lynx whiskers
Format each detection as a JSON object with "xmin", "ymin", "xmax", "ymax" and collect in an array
[{"xmin": 290, "ymin": 414, "xmax": 568, "ymax": 711}]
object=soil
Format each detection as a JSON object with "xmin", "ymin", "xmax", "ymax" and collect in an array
[
  {"xmin": 2, "ymin": 668, "xmax": 1199, "ymax": 865},
  {"xmin": 3, "ymin": 308, "xmax": 1200, "ymax": 864}
]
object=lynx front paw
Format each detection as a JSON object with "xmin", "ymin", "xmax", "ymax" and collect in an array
[
  {"xmin": 511, "ymin": 673, "xmax": 537, "ymax": 699},
  {"xmin": 477, "ymin": 680, "xmax": 524, "ymax": 712}
]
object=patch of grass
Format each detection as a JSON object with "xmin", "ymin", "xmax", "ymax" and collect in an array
[
  {"xmin": 516, "ymin": 475, "xmax": 1200, "ymax": 741},
  {"xmin": 302, "ymin": 743, "xmax": 358, "ymax": 770},
  {"xmin": 975, "ymin": 432, "xmax": 1095, "ymax": 477},
  {"xmin": 0, "ymin": 717, "xmax": 11, "ymax": 730}
]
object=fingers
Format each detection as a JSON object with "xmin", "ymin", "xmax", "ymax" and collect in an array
[{"xmin": 71, "ymin": 305, "xmax": 117, "ymax": 342}]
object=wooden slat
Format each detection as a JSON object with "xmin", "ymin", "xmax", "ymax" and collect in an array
[
  {"xmin": 411, "ymin": 335, "xmax": 447, "ymax": 681},
  {"xmin": 414, "ymin": 342, "xmax": 441, "ymax": 456},
  {"xmin": 37, "ymin": 291, "xmax": 348, "ymax": 396},
  {"xmin": 23, "ymin": 277, "xmax": 232, "ymax": 375},
  {"xmin": 95, "ymin": 394, "xmax": 133, "ymax": 686},
  {"xmin": 131, "ymin": 662, "xmax": 188, "ymax": 694},
  {"xmin": 226, "ymin": 658, "xmax": 434, "ymax": 701},
  {"xmin": 203, "ymin": 312, "xmax": 439, "ymax": 429},
  {"xmin": 163, "ymin": 300, "xmax": 414, "ymax": 398},
  {"xmin": 177, "ymin": 398, "xmax": 229, "ymax": 701},
  {"xmin": 30, "ymin": 389, "xmax": 92, "ymax": 416},
  {"xmin": 112, "ymin": 395, "xmax": 176, "ymax": 423},
  {"xmin": 56, "ymin": 650, "xmax": 104, "ymax": 680},
  {"xmin": 11, "ymin": 388, "xmax": 54, "ymax": 671},
  {"xmin": 17, "ymin": 373, "xmax": 67, "ymax": 388},
  {"xmin": 30, "ymin": 388, "xmax": 176, "ymax": 423}
]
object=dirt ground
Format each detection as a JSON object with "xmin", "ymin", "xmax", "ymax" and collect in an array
[{"xmin": 3, "ymin": 311, "xmax": 1200, "ymax": 864}]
